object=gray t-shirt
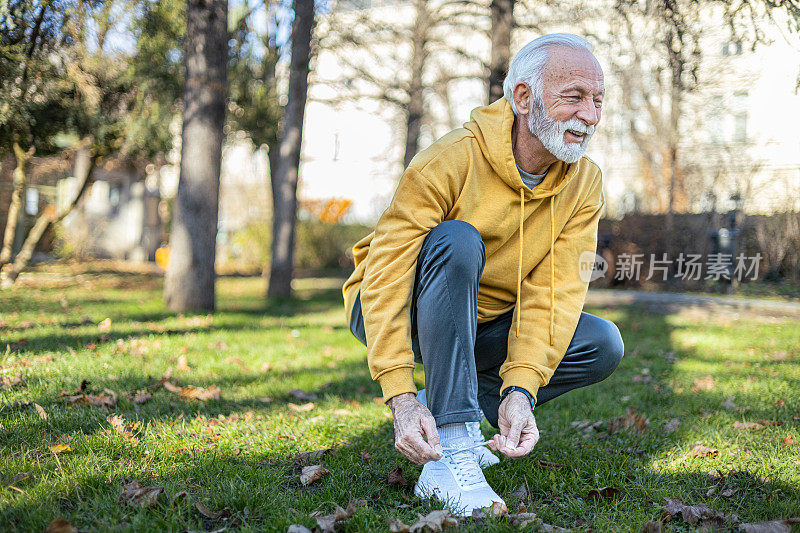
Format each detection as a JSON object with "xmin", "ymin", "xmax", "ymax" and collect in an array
[{"xmin": 516, "ymin": 164, "xmax": 547, "ymax": 190}]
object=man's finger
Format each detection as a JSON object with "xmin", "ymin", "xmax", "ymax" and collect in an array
[
  {"xmin": 506, "ymin": 420, "xmax": 524, "ymax": 449},
  {"xmin": 407, "ymin": 432, "xmax": 436, "ymax": 463},
  {"xmin": 420, "ymin": 416, "xmax": 443, "ymax": 459}
]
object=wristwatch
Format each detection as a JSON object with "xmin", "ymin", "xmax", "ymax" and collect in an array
[{"xmin": 500, "ymin": 386, "xmax": 535, "ymax": 410}]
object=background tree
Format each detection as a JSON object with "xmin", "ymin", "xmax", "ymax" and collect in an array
[
  {"xmin": 164, "ymin": 0, "xmax": 229, "ymax": 311},
  {"xmin": 266, "ymin": 0, "xmax": 316, "ymax": 297}
]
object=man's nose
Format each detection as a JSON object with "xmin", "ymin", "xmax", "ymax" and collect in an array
[{"xmin": 576, "ymin": 100, "xmax": 599, "ymax": 126}]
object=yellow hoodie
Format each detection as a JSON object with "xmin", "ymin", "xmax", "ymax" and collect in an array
[{"xmin": 342, "ymin": 97, "xmax": 605, "ymax": 403}]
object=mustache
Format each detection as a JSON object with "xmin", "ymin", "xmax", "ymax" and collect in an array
[{"xmin": 558, "ymin": 119, "xmax": 595, "ymax": 136}]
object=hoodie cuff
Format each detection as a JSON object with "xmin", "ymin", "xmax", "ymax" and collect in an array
[
  {"xmin": 500, "ymin": 368, "xmax": 544, "ymax": 404},
  {"xmin": 377, "ymin": 367, "xmax": 417, "ymax": 403}
]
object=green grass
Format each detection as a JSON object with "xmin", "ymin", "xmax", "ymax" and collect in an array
[{"xmin": 1, "ymin": 270, "xmax": 799, "ymax": 532}]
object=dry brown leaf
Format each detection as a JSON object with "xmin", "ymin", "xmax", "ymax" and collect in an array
[
  {"xmin": 388, "ymin": 518, "xmax": 411, "ymax": 532},
  {"xmin": 315, "ymin": 500, "xmax": 363, "ymax": 533},
  {"xmin": 689, "ymin": 443, "xmax": 719, "ymax": 457},
  {"xmin": 98, "ymin": 318, "xmax": 112, "ymax": 332},
  {"xmin": 723, "ymin": 397, "xmax": 737, "ymax": 410},
  {"xmin": 692, "ymin": 375, "xmax": 715, "ymax": 392},
  {"xmin": 757, "ymin": 420, "xmax": 783, "ymax": 427},
  {"xmin": 179, "ymin": 385, "xmax": 221, "ymax": 401},
  {"xmin": 131, "ymin": 390, "xmax": 152, "ymax": 405},
  {"xmin": 734, "ymin": 421, "xmax": 765, "ymax": 431},
  {"xmin": 118, "ymin": 480, "xmax": 164, "ymax": 508},
  {"xmin": 782, "ymin": 435, "xmax": 797, "ymax": 445},
  {"xmin": 49, "ymin": 443, "xmax": 72, "ymax": 454},
  {"xmin": 387, "ymin": 466, "xmax": 409, "ymax": 486},
  {"xmin": 45, "ymin": 517, "xmax": 77, "ymax": 533},
  {"xmin": 607, "ymin": 407, "xmax": 649, "ymax": 435},
  {"xmin": 195, "ymin": 502, "xmax": 223, "ymax": 519},
  {"xmin": 162, "ymin": 380, "xmax": 182, "ymax": 394},
  {"xmin": 664, "ymin": 418, "xmax": 681, "ymax": 433},
  {"xmin": 176, "ymin": 355, "xmax": 190, "ymax": 372},
  {"xmin": 294, "ymin": 448, "xmax": 332, "ymax": 465},
  {"xmin": 407, "ymin": 510, "xmax": 459, "ymax": 532},
  {"xmin": 662, "ymin": 497, "xmax": 737, "ymax": 528},
  {"xmin": 289, "ymin": 402, "xmax": 315, "ymax": 412},
  {"xmin": 740, "ymin": 518, "xmax": 800, "ymax": 533},
  {"xmin": 360, "ymin": 451, "xmax": 371, "ymax": 463},
  {"xmin": 34, "ymin": 403, "xmax": 47, "ymax": 420},
  {"xmin": 507, "ymin": 512, "xmax": 539, "ymax": 527},
  {"xmin": 537, "ymin": 459, "xmax": 563, "ymax": 469},
  {"xmin": 289, "ymin": 389, "xmax": 318, "ymax": 402},
  {"xmin": 471, "ymin": 500, "xmax": 508, "ymax": 520},
  {"xmin": 300, "ymin": 464, "xmax": 329, "ymax": 485},
  {"xmin": 287, "ymin": 525, "xmax": 313, "ymax": 533},
  {"xmin": 0, "ymin": 373, "xmax": 25, "ymax": 390},
  {"xmin": 587, "ymin": 486, "xmax": 621, "ymax": 501},
  {"xmin": 107, "ymin": 414, "xmax": 140, "ymax": 443},
  {"xmin": 65, "ymin": 391, "xmax": 117, "ymax": 408},
  {"xmin": 260, "ymin": 362, "xmax": 272, "ymax": 372}
]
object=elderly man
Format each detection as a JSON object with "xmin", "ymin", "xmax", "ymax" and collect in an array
[{"xmin": 342, "ymin": 33, "xmax": 624, "ymax": 515}]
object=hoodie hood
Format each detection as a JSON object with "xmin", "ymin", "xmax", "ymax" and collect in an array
[{"xmin": 463, "ymin": 97, "xmax": 580, "ymax": 200}]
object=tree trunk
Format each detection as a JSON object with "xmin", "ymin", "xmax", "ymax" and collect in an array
[
  {"xmin": 164, "ymin": 0, "xmax": 228, "ymax": 311},
  {"xmin": 402, "ymin": 0, "xmax": 429, "ymax": 169},
  {"xmin": 1, "ymin": 144, "xmax": 96, "ymax": 288},
  {"xmin": 266, "ymin": 0, "xmax": 315, "ymax": 298},
  {"xmin": 0, "ymin": 143, "xmax": 34, "ymax": 267},
  {"xmin": 488, "ymin": 0, "xmax": 515, "ymax": 103}
]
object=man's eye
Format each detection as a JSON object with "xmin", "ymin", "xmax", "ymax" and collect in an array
[
  {"xmin": 594, "ymin": 101, "xmax": 603, "ymax": 108},
  {"xmin": 567, "ymin": 96, "xmax": 580, "ymax": 101}
]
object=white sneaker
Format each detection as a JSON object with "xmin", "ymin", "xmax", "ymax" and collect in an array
[
  {"xmin": 416, "ymin": 389, "xmax": 499, "ymax": 469},
  {"xmin": 413, "ymin": 436, "xmax": 505, "ymax": 517}
]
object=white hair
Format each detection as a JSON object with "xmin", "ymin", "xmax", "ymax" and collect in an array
[{"xmin": 503, "ymin": 33, "xmax": 594, "ymax": 115}]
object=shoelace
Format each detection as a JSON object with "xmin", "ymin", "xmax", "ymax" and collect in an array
[{"xmin": 441, "ymin": 446, "xmax": 484, "ymax": 487}]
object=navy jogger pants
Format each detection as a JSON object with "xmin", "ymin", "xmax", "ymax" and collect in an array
[{"xmin": 349, "ymin": 220, "xmax": 624, "ymax": 428}]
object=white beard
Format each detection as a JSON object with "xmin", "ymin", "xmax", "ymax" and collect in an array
[{"xmin": 527, "ymin": 98, "xmax": 595, "ymax": 164}]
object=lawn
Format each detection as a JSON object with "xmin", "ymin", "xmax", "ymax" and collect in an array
[{"xmin": 1, "ymin": 269, "xmax": 799, "ymax": 532}]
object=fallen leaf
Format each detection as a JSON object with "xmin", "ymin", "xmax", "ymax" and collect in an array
[
  {"xmin": 360, "ymin": 451, "xmax": 371, "ymax": 463},
  {"xmin": 734, "ymin": 421, "xmax": 765, "ymax": 431},
  {"xmin": 387, "ymin": 467, "xmax": 409, "ymax": 486},
  {"xmin": 740, "ymin": 518, "xmax": 800, "ymax": 533},
  {"xmin": 507, "ymin": 512, "xmax": 540, "ymax": 527},
  {"xmin": 315, "ymin": 500, "xmax": 363, "ymax": 532},
  {"xmin": 664, "ymin": 418, "xmax": 681, "ymax": 433},
  {"xmin": 195, "ymin": 502, "xmax": 223, "ymax": 519},
  {"xmin": 782, "ymin": 435, "xmax": 797, "ymax": 445},
  {"xmin": 537, "ymin": 459, "xmax": 563, "ymax": 469},
  {"xmin": 720, "ymin": 488, "xmax": 738, "ymax": 497},
  {"xmin": 289, "ymin": 389, "xmax": 318, "ymax": 401},
  {"xmin": 407, "ymin": 509, "xmax": 458, "ymax": 532},
  {"xmin": 692, "ymin": 375, "xmax": 715, "ymax": 392},
  {"xmin": 607, "ymin": 407, "xmax": 648, "ymax": 435},
  {"xmin": 662, "ymin": 497, "xmax": 737, "ymax": 528},
  {"xmin": 587, "ymin": 486, "xmax": 620, "ymax": 500},
  {"xmin": 260, "ymin": 362, "xmax": 272, "ymax": 372},
  {"xmin": 774, "ymin": 400, "xmax": 785, "ymax": 407},
  {"xmin": 723, "ymin": 397, "xmax": 737, "ymax": 410},
  {"xmin": 131, "ymin": 390, "xmax": 152, "ymax": 405},
  {"xmin": 45, "ymin": 517, "xmax": 77, "ymax": 533},
  {"xmin": 300, "ymin": 465, "xmax": 329, "ymax": 485},
  {"xmin": 289, "ymin": 402, "xmax": 315, "ymax": 412},
  {"xmin": 65, "ymin": 391, "xmax": 117, "ymax": 408},
  {"xmin": 163, "ymin": 381, "xmax": 221, "ymax": 401},
  {"xmin": 757, "ymin": 420, "xmax": 783, "ymax": 427},
  {"xmin": 294, "ymin": 449, "xmax": 332, "ymax": 465},
  {"xmin": 176, "ymin": 355, "xmax": 190, "ymax": 372},
  {"xmin": 287, "ymin": 526, "xmax": 313, "ymax": 533},
  {"xmin": 471, "ymin": 501, "xmax": 508, "ymax": 520},
  {"xmin": 34, "ymin": 403, "xmax": 47, "ymax": 420},
  {"xmin": 107, "ymin": 414, "xmax": 140, "ymax": 443},
  {"xmin": 49, "ymin": 443, "xmax": 72, "ymax": 454},
  {"xmin": 689, "ymin": 443, "xmax": 718, "ymax": 457},
  {"xmin": 118, "ymin": 480, "xmax": 164, "ymax": 508},
  {"xmin": 0, "ymin": 373, "xmax": 25, "ymax": 390},
  {"xmin": 98, "ymin": 318, "xmax": 112, "ymax": 332}
]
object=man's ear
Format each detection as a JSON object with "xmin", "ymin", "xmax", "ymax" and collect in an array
[{"xmin": 512, "ymin": 82, "xmax": 532, "ymax": 115}]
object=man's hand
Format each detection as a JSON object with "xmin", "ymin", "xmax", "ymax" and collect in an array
[
  {"xmin": 488, "ymin": 391, "xmax": 539, "ymax": 459},
  {"xmin": 388, "ymin": 392, "xmax": 443, "ymax": 465}
]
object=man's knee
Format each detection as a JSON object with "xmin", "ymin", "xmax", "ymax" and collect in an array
[
  {"xmin": 424, "ymin": 220, "xmax": 485, "ymax": 275},
  {"xmin": 589, "ymin": 317, "xmax": 624, "ymax": 382}
]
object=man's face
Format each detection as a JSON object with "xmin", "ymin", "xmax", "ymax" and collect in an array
[{"xmin": 527, "ymin": 47, "xmax": 604, "ymax": 164}]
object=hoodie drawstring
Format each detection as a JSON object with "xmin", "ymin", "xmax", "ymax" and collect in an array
[{"xmin": 515, "ymin": 190, "xmax": 555, "ymax": 347}]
